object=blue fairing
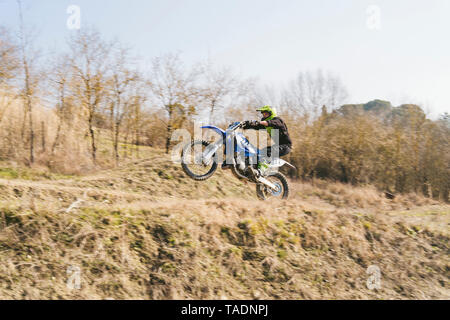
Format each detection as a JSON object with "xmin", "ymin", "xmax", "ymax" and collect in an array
[
  {"xmin": 202, "ymin": 124, "xmax": 259, "ymax": 157},
  {"xmin": 201, "ymin": 125, "xmax": 226, "ymax": 138},
  {"xmin": 235, "ymin": 132, "xmax": 259, "ymax": 157}
]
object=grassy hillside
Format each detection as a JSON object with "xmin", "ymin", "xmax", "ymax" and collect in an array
[{"xmin": 0, "ymin": 150, "xmax": 448, "ymax": 299}]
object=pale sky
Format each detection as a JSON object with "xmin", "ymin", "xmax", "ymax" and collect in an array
[{"xmin": 1, "ymin": 0, "xmax": 449, "ymax": 118}]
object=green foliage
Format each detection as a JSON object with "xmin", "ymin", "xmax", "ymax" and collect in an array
[
  {"xmin": 0, "ymin": 165, "xmax": 73, "ymax": 181},
  {"xmin": 0, "ymin": 168, "xmax": 19, "ymax": 179},
  {"xmin": 363, "ymin": 99, "xmax": 392, "ymax": 114}
]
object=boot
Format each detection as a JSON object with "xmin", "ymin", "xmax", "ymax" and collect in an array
[{"xmin": 257, "ymin": 160, "xmax": 270, "ymax": 176}]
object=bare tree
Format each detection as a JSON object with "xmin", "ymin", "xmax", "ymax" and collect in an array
[
  {"xmin": 210, "ymin": 76, "xmax": 259, "ymax": 126},
  {"xmin": 16, "ymin": 0, "xmax": 40, "ymax": 165},
  {"xmin": 47, "ymin": 55, "xmax": 74, "ymax": 156},
  {"xmin": 200, "ymin": 61, "xmax": 238, "ymax": 123},
  {"xmin": 107, "ymin": 47, "xmax": 141, "ymax": 164},
  {"xmin": 283, "ymin": 69, "xmax": 348, "ymax": 120},
  {"xmin": 0, "ymin": 27, "xmax": 19, "ymax": 84},
  {"xmin": 128, "ymin": 84, "xmax": 147, "ymax": 158},
  {"xmin": 0, "ymin": 27, "xmax": 19, "ymax": 124},
  {"xmin": 149, "ymin": 53, "xmax": 200, "ymax": 153},
  {"xmin": 68, "ymin": 28, "xmax": 111, "ymax": 163}
]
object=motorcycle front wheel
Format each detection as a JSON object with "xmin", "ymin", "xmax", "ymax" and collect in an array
[
  {"xmin": 181, "ymin": 140, "xmax": 218, "ymax": 181},
  {"xmin": 256, "ymin": 172, "xmax": 289, "ymax": 200}
]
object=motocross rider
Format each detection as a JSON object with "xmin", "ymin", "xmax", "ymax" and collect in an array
[{"xmin": 223, "ymin": 105, "xmax": 292, "ymax": 177}]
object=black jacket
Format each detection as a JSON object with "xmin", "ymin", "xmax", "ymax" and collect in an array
[{"xmin": 243, "ymin": 117, "xmax": 292, "ymax": 147}]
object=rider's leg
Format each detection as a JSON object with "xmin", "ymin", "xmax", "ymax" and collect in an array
[
  {"xmin": 257, "ymin": 145, "xmax": 291, "ymax": 174},
  {"xmin": 258, "ymin": 146, "xmax": 271, "ymax": 163},
  {"xmin": 257, "ymin": 146, "xmax": 273, "ymax": 174},
  {"xmin": 278, "ymin": 145, "xmax": 291, "ymax": 157}
]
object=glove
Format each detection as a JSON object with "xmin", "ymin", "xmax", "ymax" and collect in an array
[{"xmin": 243, "ymin": 120, "xmax": 259, "ymax": 128}]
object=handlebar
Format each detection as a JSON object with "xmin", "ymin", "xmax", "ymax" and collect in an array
[{"xmin": 228, "ymin": 121, "xmax": 244, "ymax": 131}]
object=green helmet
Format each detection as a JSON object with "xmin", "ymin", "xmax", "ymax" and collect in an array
[{"xmin": 256, "ymin": 105, "xmax": 277, "ymax": 121}]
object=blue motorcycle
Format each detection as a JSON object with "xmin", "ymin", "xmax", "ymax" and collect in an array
[{"xmin": 181, "ymin": 121, "xmax": 295, "ymax": 200}]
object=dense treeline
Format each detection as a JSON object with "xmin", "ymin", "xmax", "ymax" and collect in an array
[
  {"xmin": 0, "ymin": 27, "xmax": 448, "ymax": 201},
  {"xmin": 283, "ymin": 101, "xmax": 449, "ymax": 201}
]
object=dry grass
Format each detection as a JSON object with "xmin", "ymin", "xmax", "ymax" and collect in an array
[
  {"xmin": 0, "ymin": 151, "xmax": 448, "ymax": 300},
  {"xmin": 292, "ymin": 179, "xmax": 438, "ymax": 210}
]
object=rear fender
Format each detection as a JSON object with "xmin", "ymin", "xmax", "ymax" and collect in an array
[{"xmin": 270, "ymin": 159, "xmax": 296, "ymax": 170}]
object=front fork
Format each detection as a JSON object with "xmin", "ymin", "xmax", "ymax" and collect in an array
[
  {"xmin": 202, "ymin": 131, "xmax": 235, "ymax": 166},
  {"xmin": 201, "ymin": 140, "xmax": 223, "ymax": 166},
  {"xmin": 201, "ymin": 139, "xmax": 244, "ymax": 171}
]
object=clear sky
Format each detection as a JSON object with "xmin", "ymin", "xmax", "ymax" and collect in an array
[{"xmin": 1, "ymin": 0, "xmax": 449, "ymax": 118}]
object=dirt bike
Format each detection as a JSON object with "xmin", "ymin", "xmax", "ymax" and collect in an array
[{"xmin": 181, "ymin": 121, "xmax": 296, "ymax": 200}]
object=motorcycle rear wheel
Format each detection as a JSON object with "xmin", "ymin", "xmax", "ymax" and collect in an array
[{"xmin": 256, "ymin": 172, "xmax": 289, "ymax": 200}]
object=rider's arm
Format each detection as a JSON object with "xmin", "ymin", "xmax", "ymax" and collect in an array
[
  {"xmin": 242, "ymin": 121, "xmax": 265, "ymax": 130},
  {"xmin": 265, "ymin": 118, "xmax": 285, "ymax": 129}
]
